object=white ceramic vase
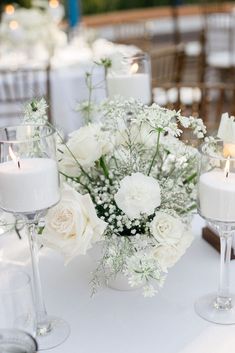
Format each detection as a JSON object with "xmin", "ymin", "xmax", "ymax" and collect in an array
[{"xmin": 107, "ymin": 273, "xmax": 144, "ymax": 291}]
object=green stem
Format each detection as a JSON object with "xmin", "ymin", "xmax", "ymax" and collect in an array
[
  {"xmin": 59, "ymin": 171, "xmax": 92, "ymax": 195},
  {"xmin": 46, "ymin": 121, "xmax": 93, "ymax": 182},
  {"xmin": 183, "ymin": 172, "xmax": 197, "ymax": 184},
  {"xmin": 147, "ymin": 129, "xmax": 162, "ymax": 176},
  {"xmin": 100, "ymin": 156, "xmax": 110, "ymax": 179}
]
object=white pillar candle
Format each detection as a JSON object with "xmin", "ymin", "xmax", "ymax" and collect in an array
[
  {"xmin": 106, "ymin": 73, "xmax": 151, "ymax": 105},
  {"xmin": 223, "ymin": 143, "xmax": 235, "ymax": 157},
  {"xmin": 0, "ymin": 158, "xmax": 60, "ymax": 213},
  {"xmin": 199, "ymin": 170, "xmax": 235, "ymax": 222}
]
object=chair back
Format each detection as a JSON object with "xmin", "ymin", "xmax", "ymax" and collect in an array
[
  {"xmin": 153, "ymin": 82, "xmax": 235, "ymax": 132},
  {"xmin": 151, "ymin": 44, "xmax": 185, "ymax": 88},
  {"xmin": 0, "ymin": 64, "xmax": 51, "ymax": 125}
]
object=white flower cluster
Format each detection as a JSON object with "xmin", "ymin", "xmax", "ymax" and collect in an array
[
  {"xmin": 25, "ymin": 97, "xmax": 206, "ymax": 297},
  {"xmin": 23, "ymin": 98, "xmax": 48, "ymax": 124}
]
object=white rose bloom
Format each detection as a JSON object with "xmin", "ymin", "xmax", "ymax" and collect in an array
[
  {"xmin": 153, "ymin": 229, "xmax": 193, "ymax": 270},
  {"xmin": 41, "ymin": 183, "xmax": 107, "ymax": 264},
  {"xmin": 150, "ymin": 212, "xmax": 185, "ymax": 245},
  {"xmin": 114, "ymin": 172, "xmax": 161, "ymax": 219},
  {"xmin": 153, "ymin": 244, "xmax": 181, "ymax": 270},
  {"xmin": 59, "ymin": 123, "xmax": 112, "ymax": 175}
]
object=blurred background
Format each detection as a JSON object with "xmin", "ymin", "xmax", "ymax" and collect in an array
[{"xmin": 0, "ymin": 0, "xmax": 235, "ymax": 137}]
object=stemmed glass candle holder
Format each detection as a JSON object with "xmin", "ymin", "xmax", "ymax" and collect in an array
[
  {"xmin": 0, "ymin": 125, "xmax": 70, "ymax": 349},
  {"xmin": 196, "ymin": 139, "xmax": 235, "ymax": 324},
  {"xmin": 106, "ymin": 52, "xmax": 152, "ymax": 105}
]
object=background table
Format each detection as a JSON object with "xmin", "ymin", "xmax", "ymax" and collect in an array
[{"xmin": 1, "ymin": 215, "xmax": 235, "ymax": 353}]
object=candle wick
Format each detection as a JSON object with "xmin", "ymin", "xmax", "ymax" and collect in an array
[
  {"xmin": 17, "ymin": 161, "xmax": 21, "ymax": 169},
  {"xmin": 226, "ymin": 171, "xmax": 229, "ymax": 178}
]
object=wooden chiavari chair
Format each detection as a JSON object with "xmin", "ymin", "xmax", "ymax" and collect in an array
[
  {"xmin": 113, "ymin": 20, "xmax": 153, "ymax": 52},
  {"xmin": 150, "ymin": 44, "xmax": 185, "ymax": 87},
  {"xmin": 153, "ymin": 82, "xmax": 235, "ymax": 136}
]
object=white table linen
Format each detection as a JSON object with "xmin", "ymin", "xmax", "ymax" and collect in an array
[{"xmin": 1, "ymin": 215, "xmax": 235, "ymax": 353}]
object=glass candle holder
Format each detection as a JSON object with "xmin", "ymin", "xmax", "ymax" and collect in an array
[
  {"xmin": 106, "ymin": 52, "xmax": 152, "ymax": 105},
  {"xmin": 0, "ymin": 125, "xmax": 70, "ymax": 349},
  {"xmin": 0, "ymin": 270, "xmax": 36, "ymax": 336},
  {"xmin": 0, "ymin": 329, "xmax": 37, "ymax": 353},
  {"xmin": 196, "ymin": 139, "xmax": 235, "ymax": 324}
]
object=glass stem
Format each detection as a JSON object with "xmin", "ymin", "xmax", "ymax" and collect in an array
[
  {"xmin": 216, "ymin": 229, "xmax": 233, "ymax": 310},
  {"xmin": 27, "ymin": 220, "xmax": 51, "ymax": 336}
]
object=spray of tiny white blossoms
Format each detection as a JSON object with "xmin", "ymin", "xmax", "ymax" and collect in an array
[{"xmin": 23, "ymin": 98, "xmax": 48, "ymax": 125}]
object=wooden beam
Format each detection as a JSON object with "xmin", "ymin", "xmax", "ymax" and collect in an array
[{"xmin": 82, "ymin": 2, "xmax": 235, "ymax": 28}]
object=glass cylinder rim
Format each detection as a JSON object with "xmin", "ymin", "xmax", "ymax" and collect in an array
[
  {"xmin": 123, "ymin": 51, "xmax": 149, "ymax": 60},
  {"xmin": 0, "ymin": 270, "xmax": 31, "ymax": 294},
  {"xmin": 199, "ymin": 138, "xmax": 235, "ymax": 161},
  {"xmin": 0, "ymin": 124, "xmax": 56, "ymax": 144}
]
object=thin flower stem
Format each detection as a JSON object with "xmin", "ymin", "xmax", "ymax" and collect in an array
[
  {"xmin": 46, "ymin": 121, "xmax": 93, "ymax": 182},
  {"xmin": 59, "ymin": 171, "xmax": 92, "ymax": 195},
  {"xmin": 100, "ymin": 156, "xmax": 110, "ymax": 180},
  {"xmin": 147, "ymin": 129, "xmax": 162, "ymax": 176},
  {"xmin": 183, "ymin": 172, "xmax": 197, "ymax": 184}
]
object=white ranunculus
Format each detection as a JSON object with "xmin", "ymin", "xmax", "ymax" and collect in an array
[
  {"xmin": 150, "ymin": 212, "xmax": 185, "ymax": 245},
  {"xmin": 59, "ymin": 123, "xmax": 112, "ymax": 175},
  {"xmin": 114, "ymin": 172, "xmax": 161, "ymax": 219},
  {"xmin": 41, "ymin": 183, "xmax": 107, "ymax": 264},
  {"xmin": 153, "ymin": 229, "xmax": 193, "ymax": 270}
]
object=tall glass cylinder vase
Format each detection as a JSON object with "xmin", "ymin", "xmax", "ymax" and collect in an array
[
  {"xmin": 196, "ymin": 139, "xmax": 235, "ymax": 324},
  {"xmin": 106, "ymin": 52, "xmax": 152, "ymax": 105},
  {"xmin": 0, "ymin": 125, "xmax": 70, "ymax": 349}
]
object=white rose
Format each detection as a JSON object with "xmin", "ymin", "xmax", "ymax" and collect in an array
[
  {"xmin": 59, "ymin": 123, "xmax": 112, "ymax": 176},
  {"xmin": 153, "ymin": 229, "xmax": 193, "ymax": 270},
  {"xmin": 150, "ymin": 212, "xmax": 185, "ymax": 245},
  {"xmin": 153, "ymin": 244, "xmax": 181, "ymax": 270},
  {"xmin": 114, "ymin": 172, "xmax": 161, "ymax": 219},
  {"xmin": 41, "ymin": 183, "xmax": 107, "ymax": 264}
]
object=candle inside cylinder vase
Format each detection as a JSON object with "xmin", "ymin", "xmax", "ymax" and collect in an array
[
  {"xmin": 106, "ymin": 53, "xmax": 152, "ymax": 105},
  {"xmin": 223, "ymin": 143, "xmax": 235, "ymax": 158},
  {"xmin": 0, "ymin": 158, "xmax": 60, "ymax": 214},
  {"xmin": 199, "ymin": 158, "xmax": 235, "ymax": 222}
]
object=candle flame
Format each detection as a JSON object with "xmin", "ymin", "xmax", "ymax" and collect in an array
[
  {"xmin": 9, "ymin": 20, "xmax": 19, "ymax": 30},
  {"xmin": 5, "ymin": 4, "xmax": 15, "ymax": 15},
  {"xmin": 225, "ymin": 156, "xmax": 230, "ymax": 178},
  {"xmin": 9, "ymin": 146, "xmax": 20, "ymax": 169},
  {"xmin": 130, "ymin": 63, "xmax": 139, "ymax": 74},
  {"xmin": 49, "ymin": 0, "xmax": 59, "ymax": 8}
]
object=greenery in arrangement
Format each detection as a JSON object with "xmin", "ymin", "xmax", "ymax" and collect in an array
[{"xmin": 22, "ymin": 62, "xmax": 208, "ymax": 296}]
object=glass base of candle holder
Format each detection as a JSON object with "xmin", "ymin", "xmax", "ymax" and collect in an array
[
  {"xmin": 36, "ymin": 315, "xmax": 70, "ymax": 351},
  {"xmin": 195, "ymin": 293, "xmax": 235, "ymax": 325}
]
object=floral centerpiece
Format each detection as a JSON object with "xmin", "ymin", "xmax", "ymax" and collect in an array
[{"xmin": 23, "ymin": 97, "xmax": 206, "ymax": 297}]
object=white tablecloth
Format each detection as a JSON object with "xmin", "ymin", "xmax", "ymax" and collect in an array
[{"xmin": 1, "ymin": 215, "xmax": 235, "ymax": 353}]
